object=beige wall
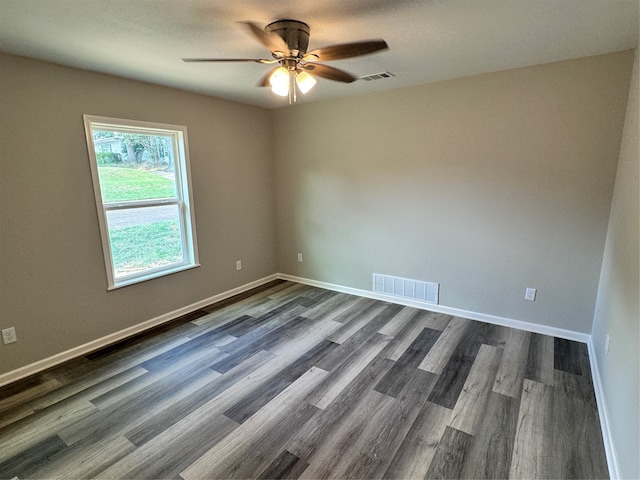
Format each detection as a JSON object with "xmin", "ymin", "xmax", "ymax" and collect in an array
[
  {"xmin": 274, "ymin": 51, "xmax": 634, "ymax": 333},
  {"xmin": 592, "ymin": 49, "xmax": 639, "ymax": 480},
  {"xmin": 0, "ymin": 50, "xmax": 635, "ymax": 381},
  {"xmin": 0, "ymin": 53, "xmax": 278, "ymax": 375}
]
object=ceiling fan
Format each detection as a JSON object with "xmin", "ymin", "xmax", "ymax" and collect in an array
[{"xmin": 183, "ymin": 20, "xmax": 388, "ymax": 103}]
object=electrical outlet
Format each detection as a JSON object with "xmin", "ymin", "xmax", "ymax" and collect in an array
[
  {"xmin": 297, "ymin": 253, "xmax": 303, "ymax": 263},
  {"xmin": 2, "ymin": 327, "xmax": 17, "ymax": 344},
  {"xmin": 236, "ymin": 260, "xmax": 242, "ymax": 271},
  {"xmin": 525, "ymin": 287, "xmax": 537, "ymax": 301},
  {"xmin": 605, "ymin": 334, "xmax": 610, "ymax": 354}
]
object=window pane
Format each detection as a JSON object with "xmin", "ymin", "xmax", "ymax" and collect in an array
[
  {"xmin": 92, "ymin": 129, "xmax": 177, "ymax": 202},
  {"xmin": 106, "ymin": 205, "xmax": 184, "ymax": 278}
]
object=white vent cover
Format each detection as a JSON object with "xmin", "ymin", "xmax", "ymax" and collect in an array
[
  {"xmin": 359, "ymin": 71, "xmax": 395, "ymax": 81},
  {"xmin": 373, "ymin": 273, "xmax": 439, "ymax": 305}
]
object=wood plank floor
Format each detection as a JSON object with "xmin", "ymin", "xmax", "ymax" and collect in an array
[{"xmin": 0, "ymin": 281, "xmax": 609, "ymax": 479}]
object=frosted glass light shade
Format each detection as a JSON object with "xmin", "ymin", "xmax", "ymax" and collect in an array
[
  {"xmin": 269, "ymin": 67, "xmax": 289, "ymax": 97},
  {"xmin": 296, "ymin": 71, "xmax": 317, "ymax": 94}
]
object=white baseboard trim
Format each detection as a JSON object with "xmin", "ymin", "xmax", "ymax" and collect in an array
[
  {"xmin": 0, "ymin": 274, "xmax": 279, "ymax": 388},
  {"xmin": 587, "ymin": 338, "xmax": 620, "ymax": 480},
  {"xmin": 278, "ymin": 274, "xmax": 591, "ymax": 343}
]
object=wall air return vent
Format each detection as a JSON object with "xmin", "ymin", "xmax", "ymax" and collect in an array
[
  {"xmin": 359, "ymin": 71, "xmax": 395, "ymax": 81},
  {"xmin": 373, "ymin": 273, "xmax": 439, "ymax": 305}
]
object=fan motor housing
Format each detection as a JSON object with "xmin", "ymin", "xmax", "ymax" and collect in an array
[{"xmin": 265, "ymin": 20, "xmax": 310, "ymax": 55}]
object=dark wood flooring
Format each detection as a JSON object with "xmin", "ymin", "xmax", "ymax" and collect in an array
[{"xmin": 0, "ymin": 281, "xmax": 609, "ymax": 479}]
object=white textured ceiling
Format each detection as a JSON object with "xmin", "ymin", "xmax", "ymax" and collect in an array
[{"xmin": 0, "ymin": 0, "xmax": 638, "ymax": 109}]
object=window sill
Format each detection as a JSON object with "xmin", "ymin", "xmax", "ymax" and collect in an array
[{"xmin": 107, "ymin": 263, "xmax": 201, "ymax": 291}]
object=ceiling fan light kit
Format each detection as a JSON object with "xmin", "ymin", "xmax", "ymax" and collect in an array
[
  {"xmin": 269, "ymin": 66, "xmax": 318, "ymax": 102},
  {"xmin": 183, "ymin": 19, "xmax": 388, "ymax": 104}
]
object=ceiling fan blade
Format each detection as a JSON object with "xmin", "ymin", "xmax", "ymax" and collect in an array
[
  {"xmin": 301, "ymin": 63, "xmax": 357, "ymax": 83},
  {"xmin": 304, "ymin": 39, "xmax": 388, "ymax": 61},
  {"xmin": 240, "ymin": 21, "xmax": 289, "ymax": 54},
  {"xmin": 182, "ymin": 58, "xmax": 275, "ymax": 64},
  {"xmin": 257, "ymin": 67, "xmax": 279, "ymax": 87}
]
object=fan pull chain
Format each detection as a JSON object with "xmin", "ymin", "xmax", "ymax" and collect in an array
[{"xmin": 289, "ymin": 69, "xmax": 297, "ymax": 104}]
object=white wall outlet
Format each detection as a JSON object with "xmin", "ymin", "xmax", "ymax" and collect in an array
[
  {"xmin": 236, "ymin": 260, "xmax": 242, "ymax": 271},
  {"xmin": 525, "ymin": 287, "xmax": 537, "ymax": 301},
  {"xmin": 605, "ymin": 334, "xmax": 610, "ymax": 354},
  {"xmin": 297, "ymin": 253, "xmax": 303, "ymax": 263},
  {"xmin": 2, "ymin": 327, "xmax": 17, "ymax": 344}
]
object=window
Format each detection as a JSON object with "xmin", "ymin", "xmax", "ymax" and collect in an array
[{"xmin": 83, "ymin": 115, "xmax": 199, "ymax": 289}]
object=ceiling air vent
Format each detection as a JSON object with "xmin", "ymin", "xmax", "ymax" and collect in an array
[{"xmin": 359, "ymin": 71, "xmax": 395, "ymax": 81}]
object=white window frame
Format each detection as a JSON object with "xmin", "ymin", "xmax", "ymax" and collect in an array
[{"xmin": 83, "ymin": 115, "xmax": 199, "ymax": 290}]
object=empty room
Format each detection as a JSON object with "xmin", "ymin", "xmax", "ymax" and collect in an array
[{"xmin": 0, "ymin": 1, "xmax": 638, "ymax": 479}]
